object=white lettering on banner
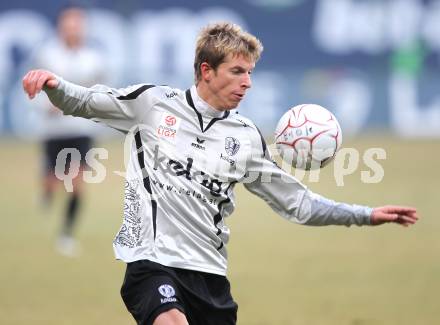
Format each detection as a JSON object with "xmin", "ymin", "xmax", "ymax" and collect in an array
[
  {"xmin": 313, "ymin": 0, "xmax": 385, "ymax": 54},
  {"xmin": 0, "ymin": 8, "xmax": 246, "ymax": 91},
  {"xmin": 388, "ymin": 0, "xmax": 423, "ymax": 49},
  {"xmin": 132, "ymin": 9, "xmax": 196, "ymax": 84},
  {"xmin": 390, "ymin": 73, "xmax": 440, "ymax": 137},
  {"xmin": 2, "ymin": 6, "xmax": 440, "ymax": 137},
  {"xmin": 0, "ymin": 10, "xmax": 51, "ymax": 89},
  {"xmin": 2, "ymin": 8, "xmax": 250, "ymax": 135},
  {"xmin": 313, "ymin": 0, "xmax": 440, "ymax": 54},
  {"xmin": 423, "ymin": 1, "xmax": 440, "ymax": 51},
  {"xmin": 313, "ymin": 0, "xmax": 440, "ymax": 137},
  {"xmin": 131, "ymin": 8, "xmax": 247, "ymax": 84},
  {"xmin": 87, "ymin": 9, "xmax": 128, "ymax": 85},
  {"xmin": 327, "ymin": 76, "xmax": 372, "ymax": 135}
]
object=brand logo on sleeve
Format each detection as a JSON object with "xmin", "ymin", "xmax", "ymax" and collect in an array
[
  {"xmin": 236, "ymin": 118, "xmax": 249, "ymax": 127},
  {"xmin": 165, "ymin": 91, "xmax": 178, "ymax": 99}
]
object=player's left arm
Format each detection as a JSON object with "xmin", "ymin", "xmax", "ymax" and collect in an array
[{"xmin": 242, "ymin": 129, "xmax": 419, "ymax": 227}]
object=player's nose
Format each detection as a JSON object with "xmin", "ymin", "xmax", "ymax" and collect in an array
[{"xmin": 241, "ymin": 73, "xmax": 252, "ymax": 89}]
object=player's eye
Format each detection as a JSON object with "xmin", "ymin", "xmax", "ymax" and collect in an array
[{"xmin": 231, "ymin": 67, "xmax": 246, "ymax": 75}]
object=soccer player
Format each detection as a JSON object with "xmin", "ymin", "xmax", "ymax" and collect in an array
[
  {"xmin": 22, "ymin": 22, "xmax": 418, "ymax": 325},
  {"xmin": 30, "ymin": 6, "xmax": 105, "ymax": 256}
]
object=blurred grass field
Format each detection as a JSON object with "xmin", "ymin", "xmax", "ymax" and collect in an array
[{"xmin": 1, "ymin": 136, "xmax": 439, "ymax": 325}]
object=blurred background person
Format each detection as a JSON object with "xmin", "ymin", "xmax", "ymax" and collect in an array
[{"xmin": 30, "ymin": 5, "xmax": 106, "ymax": 257}]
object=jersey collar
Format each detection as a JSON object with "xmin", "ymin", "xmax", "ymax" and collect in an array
[
  {"xmin": 189, "ymin": 85, "xmax": 227, "ymax": 118},
  {"xmin": 186, "ymin": 86, "xmax": 230, "ymax": 133}
]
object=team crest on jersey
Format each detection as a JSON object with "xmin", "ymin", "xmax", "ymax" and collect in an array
[
  {"xmin": 225, "ymin": 137, "xmax": 240, "ymax": 156},
  {"xmin": 157, "ymin": 113, "xmax": 181, "ymax": 139}
]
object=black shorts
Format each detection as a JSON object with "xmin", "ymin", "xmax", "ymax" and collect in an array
[
  {"xmin": 43, "ymin": 136, "xmax": 92, "ymax": 175},
  {"xmin": 120, "ymin": 260, "xmax": 238, "ymax": 325}
]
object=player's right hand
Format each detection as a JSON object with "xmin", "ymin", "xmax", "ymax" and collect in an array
[{"xmin": 22, "ymin": 69, "xmax": 58, "ymax": 100}]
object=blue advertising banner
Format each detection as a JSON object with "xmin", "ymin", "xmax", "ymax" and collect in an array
[{"xmin": 1, "ymin": 0, "xmax": 440, "ymax": 137}]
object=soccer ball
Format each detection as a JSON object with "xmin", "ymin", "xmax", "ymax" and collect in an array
[{"xmin": 274, "ymin": 104, "xmax": 342, "ymax": 170}]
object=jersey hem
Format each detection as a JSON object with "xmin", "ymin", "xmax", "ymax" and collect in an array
[{"xmin": 115, "ymin": 255, "xmax": 227, "ymax": 276}]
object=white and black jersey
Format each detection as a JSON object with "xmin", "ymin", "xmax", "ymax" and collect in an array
[{"xmin": 45, "ymin": 79, "xmax": 372, "ymax": 276}]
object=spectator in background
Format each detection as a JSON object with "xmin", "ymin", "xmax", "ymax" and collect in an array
[{"xmin": 31, "ymin": 6, "xmax": 106, "ymax": 256}]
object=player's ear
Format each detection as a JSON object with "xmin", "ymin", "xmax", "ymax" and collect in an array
[{"xmin": 200, "ymin": 62, "xmax": 213, "ymax": 82}]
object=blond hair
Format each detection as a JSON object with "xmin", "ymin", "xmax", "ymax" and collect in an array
[{"xmin": 194, "ymin": 22, "xmax": 263, "ymax": 83}]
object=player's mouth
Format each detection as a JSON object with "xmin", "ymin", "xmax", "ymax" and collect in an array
[{"xmin": 232, "ymin": 93, "xmax": 245, "ymax": 101}]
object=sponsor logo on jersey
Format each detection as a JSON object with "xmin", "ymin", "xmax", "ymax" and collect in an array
[
  {"xmin": 157, "ymin": 114, "xmax": 180, "ymax": 138},
  {"xmin": 165, "ymin": 115, "xmax": 176, "ymax": 126},
  {"xmin": 158, "ymin": 284, "xmax": 177, "ymax": 304},
  {"xmin": 157, "ymin": 125, "xmax": 176, "ymax": 138},
  {"xmin": 225, "ymin": 137, "xmax": 240, "ymax": 156},
  {"xmin": 165, "ymin": 91, "xmax": 178, "ymax": 99},
  {"xmin": 220, "ymin": 153, "xmax": 235, "ymax": 166},
  {"xmin": 191, "ymin": 137, "xmax": 206, "ymax": 150},
  {"xmin": 152, "ymin": 145, "xmax": 223, "ymax": 197}
]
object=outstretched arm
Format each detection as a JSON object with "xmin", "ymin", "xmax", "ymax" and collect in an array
[
  {"xmin": 243, "ymin": 128, "xmax": 420, "ymax": 228},
  {"xmin": 22, "ymin": 69, "xmax": 155, "ymax": 133}
]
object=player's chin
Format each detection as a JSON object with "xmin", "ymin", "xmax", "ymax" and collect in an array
[{"xmin": 227, "ymin": 98, "xmax": 242, "ymax": 109}]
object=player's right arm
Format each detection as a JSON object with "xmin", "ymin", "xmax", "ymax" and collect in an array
[
  {"xmin": 23, "ymin": 69, "xmax": 59, "ymax": 99},
  {"xmin": 22, "ymin": 69, "xmax": 153, "ymax": 132}
]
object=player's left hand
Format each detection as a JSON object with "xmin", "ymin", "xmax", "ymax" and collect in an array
[{"xmin": 371, "ymin": 205, "xmax": 419, "ymax": 227}]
